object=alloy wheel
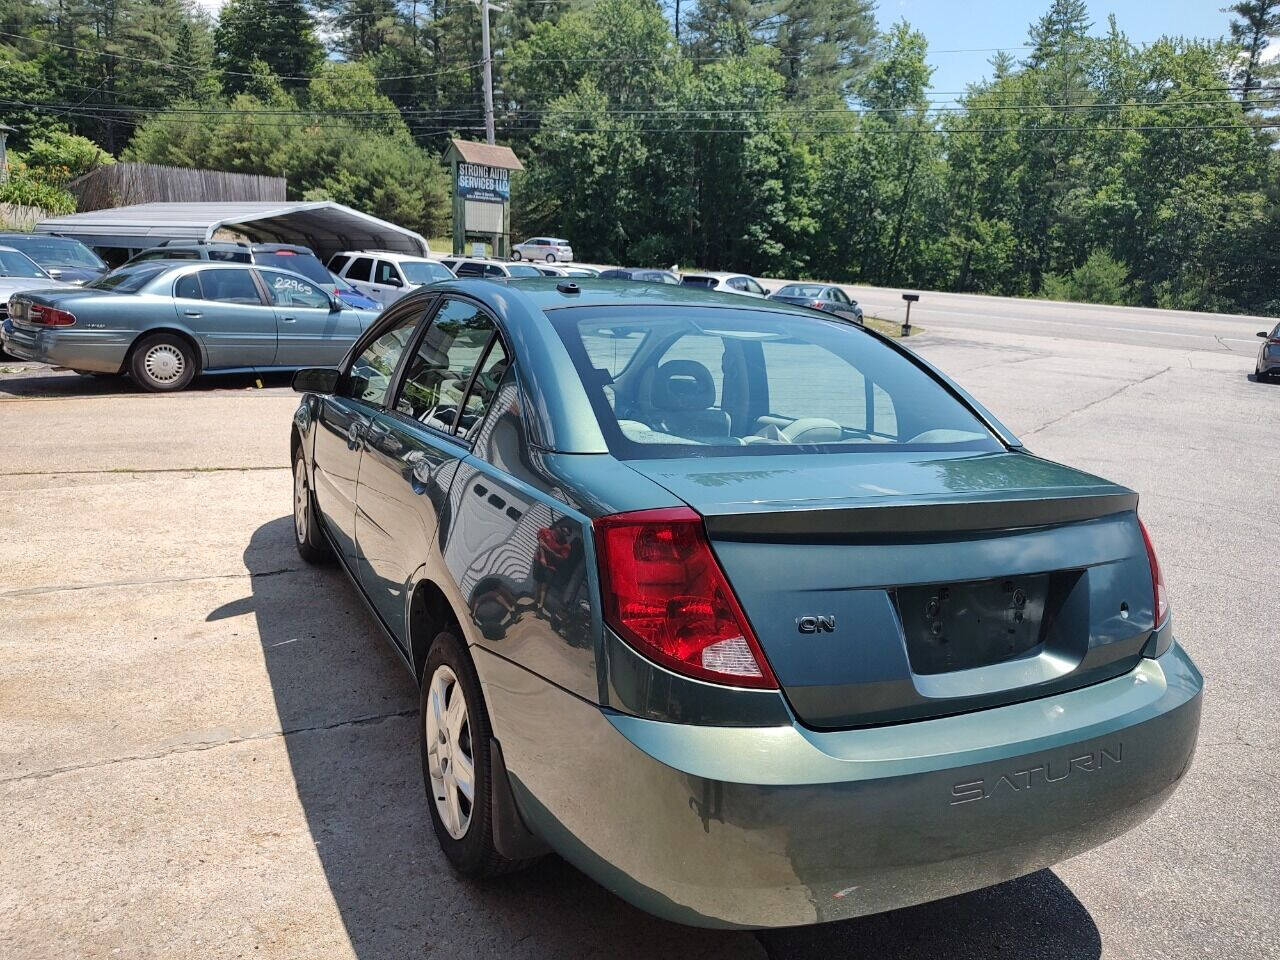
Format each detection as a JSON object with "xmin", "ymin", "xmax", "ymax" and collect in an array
[
  {"xmin": 293, "ymin": 458, "xmax": 309, "ymax": 544},
  {"xmin": 425, "ymin": 664, "xmax": 475, "ymax": 839}
]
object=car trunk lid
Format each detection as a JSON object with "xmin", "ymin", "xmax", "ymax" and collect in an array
[{"xmin": 624, "ymin": 450, "xmax": 1156, "ymax": 728}]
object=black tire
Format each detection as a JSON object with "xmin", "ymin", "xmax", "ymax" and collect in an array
[
  {"xmin": 129, "ymin": 332, "xmax": 197, "ymax": 392},
  {"xmin": 292, "ymin": 446, "xmax": 333, "ymax": 564},
  {"xmin": 420, "ymin": 630, "xmax": 529, "ymax": 878},
  {"xmin": 545, "ymin": 254, "xmax": 555, "ymax": 263},
  {"xmin": 510, "ymin": 250, "xmax": 522, "ymax": 261}
]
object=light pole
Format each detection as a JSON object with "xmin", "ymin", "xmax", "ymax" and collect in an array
[{"xmin": 480, "ymin": 0, "xmax": 495, "ymax": 145}]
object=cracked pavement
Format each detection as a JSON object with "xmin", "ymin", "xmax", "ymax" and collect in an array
[{"xmin": 1, "ymin": 304, "xmax": 1277, "ymax": 959}]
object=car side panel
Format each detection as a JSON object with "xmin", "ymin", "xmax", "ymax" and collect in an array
[
  {"xmin": 437, "ymin": 375, "xmax": 601, "ymax": 702},
  {"xmin": 312, "ymin": 396, "xmax": 375, "ymax": 567},
  {"xmin": 355, "ymin": 413, "xmax": 465, "ymax": 646},
  {"xmin": 172, "ymin": 294, "xmax": 278, "ymax": 368}
]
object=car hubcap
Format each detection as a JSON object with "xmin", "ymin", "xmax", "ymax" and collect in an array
[
  {"xmin": 293, "ymin": 458, "xmax": 308, "ymax": 544},
  {"xmin": 425, "ymin": 664, "xmax": 474, "ymax": 839},
  {"xmin": 143, "ymin": 344, "xmax": 184, "ymax": 383}
]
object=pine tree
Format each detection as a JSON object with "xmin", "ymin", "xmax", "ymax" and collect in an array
[
  {"xmin": 1225, "ymin": 0, "xmax": 1280, "ymax": 109},
  {"xmin": 213, "ymin": 0, "xmax": 323, "ymax": 95},
  {"xmin": 1026, "ymin": 0, "xmax": 1091, "ymax": 68}
]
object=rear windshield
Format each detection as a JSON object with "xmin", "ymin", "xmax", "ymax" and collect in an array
[
  {"xmin": 550, "ymin": 305, "xmax": 1001, "ymax": 459},
  {"xmin": 89, "ymin": 267, "xmax": 166, "ymax": 292},
  {"xmin": 401, "ymin": 260, "xmax": 454, "ymax": 284},
  {"xmin": 506, "ymin": 264, "xmax": 543, "ymax": 278},
  {"xmin": 253, "ymin": 251, "xmax": 332, "ymax": 287},
  {"xmin": 4, "ymin": 236, "xmax": 105, "ymax": 269},
  {"xmin": 775, "ymin": 284, "xmax": 826, "ymax": 298},
  {"xmin": 681, "ymin": 276, "xmax": 718, "ymax": 288}
]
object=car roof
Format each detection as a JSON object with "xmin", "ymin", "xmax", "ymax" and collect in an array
[{"xmin": 426, "ymin": 277, "xmax": 815, "ymax": 315}]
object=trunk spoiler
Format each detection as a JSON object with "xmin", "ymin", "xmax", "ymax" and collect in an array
[{"xmin": 703, "ymin": 489, "xmax": 1138, "ymax": 539}]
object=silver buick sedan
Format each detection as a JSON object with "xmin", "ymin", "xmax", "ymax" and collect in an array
[{"xmin": 2, "ymin": 260, "xmax": 380, "ymax": 391}]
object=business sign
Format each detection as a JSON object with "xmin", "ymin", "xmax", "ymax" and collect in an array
[{"xmin": 456, "ymin": 162, "xmax": 510, "ymax": 203}]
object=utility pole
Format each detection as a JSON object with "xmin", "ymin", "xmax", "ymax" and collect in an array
[{"xmin": 480, "ymin": 0, "xmax": 495, "ymax": 144}]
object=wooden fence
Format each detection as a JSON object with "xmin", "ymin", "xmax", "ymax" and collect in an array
[
  {"xmin": 0, "ymin": 202, "xmax": 52, "ymax": 232},
  {"xmin": 68, "ymin": 163, "xmax": 287, "ymax": 211}
]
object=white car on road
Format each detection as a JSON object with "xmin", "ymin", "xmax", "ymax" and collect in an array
[
  {"xmin": 511, "ymin": 237, "xmax": 574, "ymax": 262},
  {"xmin": 327, "ymin": 251, "xmax": 455, "ymax": 307}
]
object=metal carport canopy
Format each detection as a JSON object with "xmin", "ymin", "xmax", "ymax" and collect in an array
[{"xmin": 34, "ymin": 201, "xmax": 430, "ymax": 260}]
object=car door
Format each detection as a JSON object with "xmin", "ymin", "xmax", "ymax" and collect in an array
[
  {"xmin": 353, "ymin": 296, "xmax": 504, "ymax": 643},
  {"xmin": 369, "ymin": 259, "xmax": 407, "ymax": 306},
  {"xmin": 177, "ymin": 266, "xmax": 277, "ymax": 368},
  {"xmin": 355, "ymin": 299, "xmax": 504, "ymax": 647},
  {"xmin": 312, "ymin": 309, "xmax": 425, "ymax": 569},
  {"xmin": 260, "ymin": 268, "xmax": 365, "ymax": 366},
  {"xmin": 828, "ymin": 287, "xmax": 861, "ymax": 322},
  {"xmin": 343, "ymin": 256, "xmax": 377, "ymax": 301}
]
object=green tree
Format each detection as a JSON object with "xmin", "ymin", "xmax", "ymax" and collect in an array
[
  {"xmin": 213, "ymin": 0, "xmax": 322, "ymax": 95},
  {"xmin": 1224, "ymin": 0, "xmax": 1280, "ymax": 109}
]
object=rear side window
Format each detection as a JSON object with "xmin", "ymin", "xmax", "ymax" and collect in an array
[
  {"xmin": 346, "ymin": 257, "xmax": 373, "ymax": 282},
  {"xmin": 253, "ymin": 251, "xmax": 331, "ymax": 287},
  {"xmin": 329, "ymin": 254, "xmax": 351, "ymax": 273},
  {"xmin": 393, "ymin": 298, "xmax": 495, "ymax": 433},
  {"xmin": 263, "ymin": 272, "xmax": 330, "ymax": 308},
  {"xmin": 199, "ymin": 268, "xmax": 263, "ymax": 305},
  {"xmin": 136, "ymin": 249, "xmax": 193, "ymax": 262},
  {"xmin": 345, "ymin": 313, "xmax": 422, "ymax": 405},
  {"xmin": 174, "ymin": 273, "xmax": 202, "ymax": 299},
  {"xmin": 550, "ymin": 306, "xmax": 1000, "ymax": 458},
  {"xmin": 208, "ymin": 249, "xmax": 251, "ymax": 263},
  {"xmin": 456, "ymin": 262, "xmax": 484, "ymax": 277}
]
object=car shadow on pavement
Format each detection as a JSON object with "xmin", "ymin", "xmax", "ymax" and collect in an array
[
  {"xmin": 221, "ymin": 516, "xmax": 1101, "ymax": 960},
  {"xmin": 0, "ymin": 366, "xmax": 296, "ymax": 398}
]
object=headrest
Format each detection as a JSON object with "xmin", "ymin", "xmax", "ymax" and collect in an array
[{"xmin": 652, "ymin": 360, "xmax": 715, "ymax": 411}]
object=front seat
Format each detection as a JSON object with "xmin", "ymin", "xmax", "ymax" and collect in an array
[{"xmin": 649, "ymin": 360, "xmax": 731, "ymax": 441}]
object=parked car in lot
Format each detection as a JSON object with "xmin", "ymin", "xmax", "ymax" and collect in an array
[
  {"xmin": 2, "ymin": 261, "xmax": 378, "ymax": 392},
  {"xmin": 287, "ymin": 277, "xmax": 1202, "ymax": 929},
  {"xmin": 438, "ymin": 257, "xmax": 543, "ymax": 279},
  {"xmin": 680, "ymin": 271, "xmax": 768, "ymax": 296},
  {"xmin": 328, "ymin": 251, "xmax": 454, "ymax": 307},
  {"xmin": 0, "ymin": 246, "xmax": 77, "ymax": 358},
  {"xmin": 329, "ymin": 270, "xmax": 382, "ymax": 312},
  {"xmin": 1255, "ymin": 323, "xmax": 1280, "ymax": 382},
  {"xmin": 0, "ymin": 233, "xmax": 108, "ymax": 285},
  {"xmin": 127, "ymin": 241, "xmax": 339, "ymax": 297},
  {"xmin": 511, "ymin": 237, "xmax": 574, "ymax": 262},
  {"xmin": 538, "ymin": 264, "xmax": 601, "ymax": 278},
  {"xmin": 769, "ymin": 282, "xmax": 864, "ymax": 324},
  {"xmin": 596, "ymin": 267, "xmax": 681, "ymax": 284}
]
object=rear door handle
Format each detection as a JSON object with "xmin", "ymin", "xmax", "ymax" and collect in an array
[
  {"xmin": 280, "ymin": 317, "xmax": 297, "ymax": 324},
  {"xmin": 183, "ymin": 310, "xmax": 201, "ymax": 317}
]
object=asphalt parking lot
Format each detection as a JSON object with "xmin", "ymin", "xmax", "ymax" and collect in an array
[{"xmin": 2, "ymin": 298, "xmax": 1277, "ymax": 959}]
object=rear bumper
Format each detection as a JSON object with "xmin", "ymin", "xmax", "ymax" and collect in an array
[
  {"xmin": 480, "ymin": 642, "xmax": 1202, "ymax": 929},
  {"xmin": 1, "ymin": 318, "xmax": 129, "ymax": 373}
]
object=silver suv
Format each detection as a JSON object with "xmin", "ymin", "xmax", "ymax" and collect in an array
[{"xmin": 511, "ymin": 237, "xmax": 574, "ymax": 262}]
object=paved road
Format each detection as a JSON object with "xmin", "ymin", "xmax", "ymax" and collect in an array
[
  {"xmin": 0, "ymin": 300, "xmax": 1276, "ymax": 959},
  {"xmin": 761, "ymin": 280, "xmax": 1271, "ymax": 357}
]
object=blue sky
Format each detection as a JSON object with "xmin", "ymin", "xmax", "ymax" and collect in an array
[{"xmin": 893, "ymin": 1, "xmax": 1249, "ymax": 96}]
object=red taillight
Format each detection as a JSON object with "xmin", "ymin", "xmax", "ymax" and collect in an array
[
  {"xmin": 1139, "ymin": 518, "xmax": 1169, "ymax": 627},
  {"xmin": 29, "ymin": 304, "xmax": 76, "ymax": 326},
  {"xmin": 593, "ymin": 506, "xmax": 778, "ymax": 689},
  {"xmin": 810, "ymin": 300, "xmax": 825, "ymax": 309}
]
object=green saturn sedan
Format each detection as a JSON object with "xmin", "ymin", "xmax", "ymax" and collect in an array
[{"xmin": 288, "ymin": 278, "xmax": 1202, "ymax": 929}]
